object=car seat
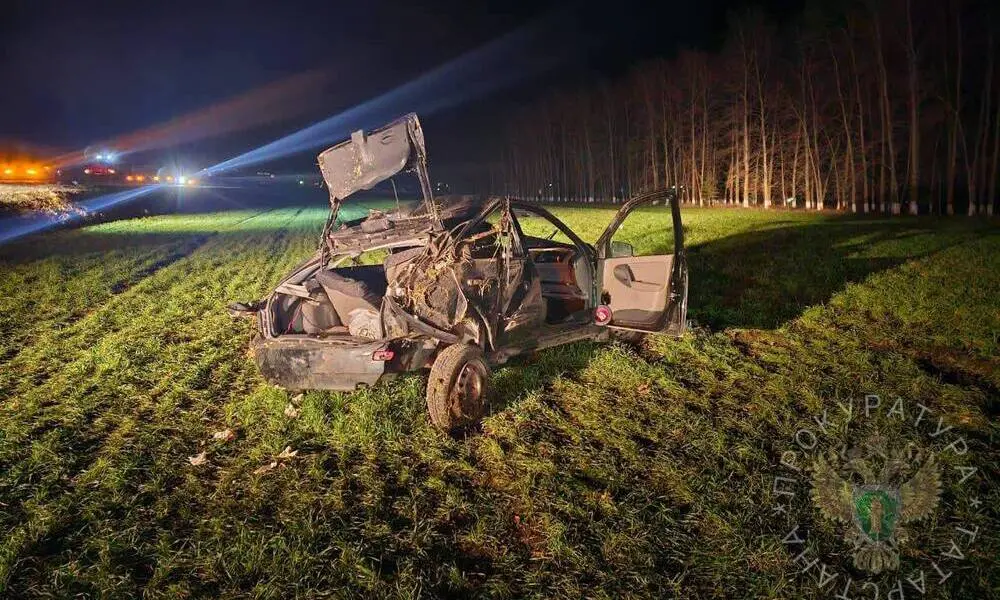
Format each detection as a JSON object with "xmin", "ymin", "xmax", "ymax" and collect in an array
[{"xmin": 314, "ymin": 269, "xmax": 383, "ymax": 339}]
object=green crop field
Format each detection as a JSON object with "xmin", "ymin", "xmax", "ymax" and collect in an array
[{"xmin": 0, "ymin": 204, "xmax": 997, "ymax": 598}]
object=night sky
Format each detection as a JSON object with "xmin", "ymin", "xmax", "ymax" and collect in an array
[{"xmin": 0, "ymin": 0, "xmax": 800, "ymax": 172}]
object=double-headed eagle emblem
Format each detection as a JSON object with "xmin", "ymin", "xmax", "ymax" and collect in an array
[{"xmin": 810, "ymin": 436, "xmax": 942, "ymax": 573}]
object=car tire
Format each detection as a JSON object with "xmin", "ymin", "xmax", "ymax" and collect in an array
[{"xmin": 426, "ymin": 344, "xmax": 492, "ymax": 434}]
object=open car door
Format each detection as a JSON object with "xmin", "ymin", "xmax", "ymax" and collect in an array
[{"xmin": 595, "ymin": 190, "xmax": 687, "ymax": 336}]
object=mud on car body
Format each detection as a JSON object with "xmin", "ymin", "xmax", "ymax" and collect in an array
[{"xmin": 232, "ymin": 113, "xmax": 688, "ymax": 433}]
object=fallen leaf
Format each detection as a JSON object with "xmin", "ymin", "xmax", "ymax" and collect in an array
[
  {"xmin": 637, "ymin": 383, "xmax": 651, "ymax": 396},
  {"xmin": 284, "ymin": 404, "xmax": 300, "ymax": 418},
  {"xmin": 276, "ymin": 446, "xmax": 298, "ymax": 460},
  {"xmin": 212, "ymin": 428, "xmax": 235, "ymax": 442},
  {"xmin": 188, "ymin": 452, "xmax": 208, "ymax": 466},
  {"xmin": 254, "ymin": 461, "xmax": 277, "ymax": 475},
  {"xmin": 291, "ymin": 393, "xmax": 304, "ymax": 403}
]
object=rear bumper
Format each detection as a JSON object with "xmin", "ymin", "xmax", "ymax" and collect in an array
[{"xmin": 253, "ymin": 336, "xmax": 387, "ymax": 391}]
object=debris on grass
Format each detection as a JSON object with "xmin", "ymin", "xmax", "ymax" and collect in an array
[
  {"xmin": 212, "ymin": 428, "xmax": 235, "ymax": 442},
  {"xmin": 187, "ymin": 452, "xmax": 208, "ymax": 466},
  {"xmin": 253, "ymin": 461, "xmax": 278, "ymax": 475},
  {"xmin": 276, "ymin": 446, "xmax": 298, "ymax": 460},
  {"xmin": 284, "ymin": 393, "xmax": 303, "ymax": 418}
]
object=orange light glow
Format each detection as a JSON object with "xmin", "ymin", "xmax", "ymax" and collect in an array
[
  {"xmin": 166, "ymin": 176, "xmax": 174, "ymax": 182},
  {"xmin": 126, "ymin": 175, "xmax": 134, "ymax": 181},
  {"xmin": 84, "ymin": 169, "xmax": 92, "ymax": 175},
  {"xmin": 187, "ymin": 178, "xmax": 198, "ymax": 185},
  {"xmin": 153, "ymin": 176, "xmax": 160, "ymax": 182},
  {"xmin": 26, "ymin": 169, "xmax": 37, "ymax": 175},
  {"xmin": 137, "ymin": 175, "xmax": 145, "ymax": 182},
  {"xmin": 3, "ymin": 168, "xmax": 12, "ymax": 175}
]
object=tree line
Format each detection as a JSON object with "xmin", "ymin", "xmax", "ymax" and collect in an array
[{"xmin": 485, "ymin": 0, "xmax": 1000, "ymax": 215}]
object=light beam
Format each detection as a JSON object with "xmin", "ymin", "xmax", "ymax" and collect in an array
[
  {"xmin": 0, "ymin": 185, "xmax": 162, "ymax": 245},
  {"xmin": 203, "ymin": 15, "xmax": 572, "ymax": 176}
]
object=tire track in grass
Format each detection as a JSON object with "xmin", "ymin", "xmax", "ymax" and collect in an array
[
  {"xmin": 0, "ymin": 209, "xmax": 302, "ymax": 452},
  {"xmin": 0, "ymin": 210, "xmax": 278, "ymax": 368},
  {"xmin": 0, "ymin": 209, "xmax": 320, "ymax": 592},
  {"xmin": 96, "ymin": 206, "xmax": 280, "ymax": 297},
  {"xmin": 0, "ymin": 238, "xmax": 203, "ymax": 365},
  {"xmin": 0, "ymin": 207, "xmax": 306, "ymax": 416},
  {"xmin": 0, "ymin": 209, "xmax": 283, "ymax": 391}
]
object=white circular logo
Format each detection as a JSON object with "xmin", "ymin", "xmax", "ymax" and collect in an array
[{"xmin": 771, "ymin": 394, "xmax": 984, "ymax": 597}]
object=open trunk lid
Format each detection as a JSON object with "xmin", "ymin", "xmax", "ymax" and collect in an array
[{"xmin": 317, "ymin": 113, "xmax": 437, "ymax": 226}]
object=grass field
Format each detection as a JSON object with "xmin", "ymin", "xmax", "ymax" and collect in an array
[{"xmin": 0, "ymin": 204, "xmax": 997, "ymax": 598}]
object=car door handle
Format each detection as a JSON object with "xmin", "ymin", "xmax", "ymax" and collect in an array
[
  {"xmin": 613, "ymin": 264, "xmax": 634, "ymax": 286},
  {"xmin": 614, "ymin": 264, "xmax": 661, "ymax": 291}
]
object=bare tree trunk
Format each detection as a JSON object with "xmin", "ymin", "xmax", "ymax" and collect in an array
[
  {"xmin": 754, "ymin": 38, "xmax": 772, "ymax": 208},
  {"xmin": 974, "ymin": 29, "xmax": 995, "ymax": 216},
  {"xmin": 641, "ymin": 74, "xmax": 660, "ymax": 192},
  {"xmin": 700, "ymin": 70, "xmax": 710, "ymax": 205},
  {"xmin": 792, "ymin": 123, "xmax": 801, "ymax": 208},
  {"xmin": 988, "ymin": 94, "xmax": 1000, "ymax": 216},
  {"xmin": 874, "ymin": 17, "xmax": 900, "ymax": 214},
  {"xmin": 905, "ymin": 0, "xmax": 921, "ymax": 215},
  {"xmin": 945, "ymin": 9, "xmax": 961, "ymax": 217},
  {"xmin": 690, "ymin": 62, "xmax": 700, "ymax": 204},
  {"xmin": 847, "ymin": 29, "xmax": 871, "ymax": 213},
  {"xmin": 830, "ymin": 35, "xmax": 856, "ymax": 212},
  {"xmin": 742, "ymin": 33, "xmax": 752, "ymax": 207}
]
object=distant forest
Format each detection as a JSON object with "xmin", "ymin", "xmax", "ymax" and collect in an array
[{"xmin": 488, "ymin": 0, "xmax": 1000, "ymax": 215}]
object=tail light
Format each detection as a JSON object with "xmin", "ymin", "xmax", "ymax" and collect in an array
[
  {"xmin": 372, "ymin": 349, "xmax": 394, "ymax": 362},
  {"xmin": 594, "ymin": 305, "xmax": 612, "ymax": 325}
]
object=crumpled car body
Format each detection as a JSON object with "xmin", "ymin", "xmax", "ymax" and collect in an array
[{"xmin": 241, "ymin": 113, "xmax": 688, "ymax": 397}]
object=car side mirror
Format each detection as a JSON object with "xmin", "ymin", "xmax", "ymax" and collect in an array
[{"xmin": 610, "ymin": 240, "xmax": 634, "ymax": 258}]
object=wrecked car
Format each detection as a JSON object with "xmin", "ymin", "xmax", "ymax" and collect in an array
[{"xmin": 232, "ymin": 113, "xmax": 687, "ymax": 433}]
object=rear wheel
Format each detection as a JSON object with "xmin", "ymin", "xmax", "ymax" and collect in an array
[{"xmin": 426, "ymin": 344, "xmax": 491, "ymax": 434}]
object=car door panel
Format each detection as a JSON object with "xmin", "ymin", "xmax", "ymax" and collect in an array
[
  {"xmin": 596, "ymin": 190, "xmax": 687, "ymax": 335},
  {"xmin": 602, "ymin": 255, "xmax": 673, "ymax": 329}
]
